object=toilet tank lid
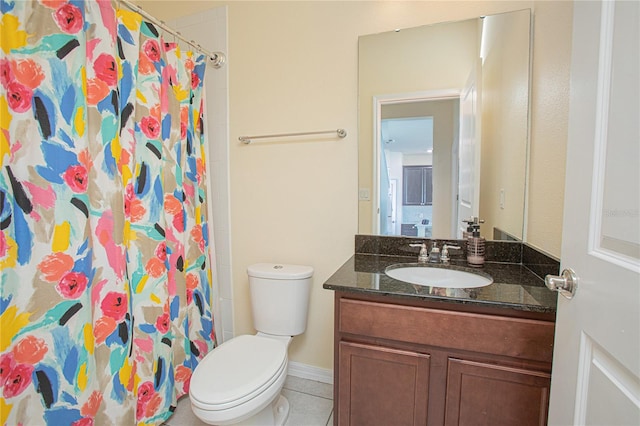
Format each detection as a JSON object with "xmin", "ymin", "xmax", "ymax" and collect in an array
[{"xmin": 247, "ymin": 263, "xmax": 313, "ymax": 279}]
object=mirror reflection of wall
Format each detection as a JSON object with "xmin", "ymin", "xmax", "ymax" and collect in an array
[
  {"xmin": 359, "ymin": 9, "xmax": 531, "ymax": 241},
  {"xmin": 479, "ymin": 10, "xmax": 529, "ymax": 242}
]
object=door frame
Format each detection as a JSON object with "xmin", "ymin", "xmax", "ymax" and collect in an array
[{"xmin": 372, "ymin": 89, "xmax": 460, "ymax": 236}]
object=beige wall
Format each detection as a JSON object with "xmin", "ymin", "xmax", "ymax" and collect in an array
[{"xmin": 141, "ymin": 1, "xmax": 572, "ymax": 371}]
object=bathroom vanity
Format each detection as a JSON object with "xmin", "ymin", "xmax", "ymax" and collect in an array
[{"xmin": 323, "ymin": 236, "xmax": 559, "ymax": 426}]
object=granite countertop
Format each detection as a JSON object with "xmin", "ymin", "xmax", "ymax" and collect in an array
[{"xmin": 323, "ymin": 254, "xmax": 558, "ymax": 314}]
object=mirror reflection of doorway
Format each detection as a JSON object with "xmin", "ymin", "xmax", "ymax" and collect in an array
[
  {"xmin": 377, "ymin": 97, "xmax": 460, "ymax": 238},
  {"xmin": 379, "ymin": 116, "xmax": 433, "ymax": 236}
]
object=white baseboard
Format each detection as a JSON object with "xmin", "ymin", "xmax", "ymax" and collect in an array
[{"xmin": 287, "ymin": 361, "xmax": 333, "ymax": 385}]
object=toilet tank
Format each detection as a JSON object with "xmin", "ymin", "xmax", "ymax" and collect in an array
[{"xmin": 247, "ymin": 263, "xmax": 313, "ymax": 336}]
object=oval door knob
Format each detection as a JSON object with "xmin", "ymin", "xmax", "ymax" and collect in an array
[{"xmin": 545, "ymin": 268, "xmax": 578, "ymax": 299}]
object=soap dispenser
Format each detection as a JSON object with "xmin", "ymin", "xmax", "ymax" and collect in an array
[
  {"xmin": 467, "ymin": 222, "xmax": 486, "ymax": 267},
  {"xmin": 462, "ymin": 216, "xmax": 484, "ymax": 239},
  {"xmin": 462, "ymin": 217, "xmax": 475, "ymax": 239}
]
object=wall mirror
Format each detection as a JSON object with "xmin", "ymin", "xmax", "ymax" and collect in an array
[{"xmin": 358, "ymin": 9, "xmax": 531, "ymax": 241}]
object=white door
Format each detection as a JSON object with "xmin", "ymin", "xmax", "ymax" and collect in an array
[
  {"xmin": 457, "ymin": 65, "xmax": 481, "ymax": 237},
  {"xmin": 547, "ymin": 1, "xmax": 639, "ymax": 425},
  {"xmin": 390, "ymin": 179, "xmax": 398, "ymax": 235},
  {"xmin": 386, "ymin": 179, "xmax": 397, "ymax": 235}
]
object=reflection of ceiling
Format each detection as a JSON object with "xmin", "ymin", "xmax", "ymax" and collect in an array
[{"xmin": 381, "ymin": 117, "xmax": 433, "ymax": 154}]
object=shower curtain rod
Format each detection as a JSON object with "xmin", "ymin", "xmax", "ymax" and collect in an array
[
  {"xmin": 239, "ymin": 129, "xmax": 347, "ymax": 144},
  {"xmin": 119, "ymin": 0, "xmax": 226, "ymax": 68}
]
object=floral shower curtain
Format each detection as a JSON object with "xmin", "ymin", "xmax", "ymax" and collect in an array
[{"xmin": 1, "ymin": 1, "xmax": 216, "ymax": 424}]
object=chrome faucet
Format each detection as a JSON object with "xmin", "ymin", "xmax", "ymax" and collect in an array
[
  {"xmin": 428, "ymin": 242, "xmax": 441, "ymax": 263},
  {"xmin": 440, "ymin": 243, "xmax": 462, "ymax": 263},
  {"xmin": 409, "ymin": 243, "xmax": 430, "ymax": 263}
]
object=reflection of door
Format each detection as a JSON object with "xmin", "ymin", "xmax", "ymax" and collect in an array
[
  {"xmin": 457, "ymin": 65, "xmax": 481, "ymax": 237},
  {"xmin": 386, "ymin": 179, "xmax": 397, "ymax": 235},
  {"xmin": 547, "ymin": 1, "xmax": 639, "ymax": 424}
]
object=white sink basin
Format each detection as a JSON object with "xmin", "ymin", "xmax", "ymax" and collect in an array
[{"xmin": 385, "ymin": 265, "xmax": 493, "ymax": 288}]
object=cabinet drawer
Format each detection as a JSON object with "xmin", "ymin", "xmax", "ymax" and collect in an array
[{"xmin": 338, "ymin": 298, "xmax": 554, "ymax": 363}]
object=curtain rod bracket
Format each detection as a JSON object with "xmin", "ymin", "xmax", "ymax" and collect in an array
[{"xmin": 208, "ymin": 52, "xmax": 226, "ymax": 69}]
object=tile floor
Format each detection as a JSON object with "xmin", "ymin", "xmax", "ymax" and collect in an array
[{"xmin": 164, "ymin": 376, "xmax": 334, "ymax": 426}]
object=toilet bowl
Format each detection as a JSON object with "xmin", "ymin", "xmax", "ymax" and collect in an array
[
  {"xmin": 190, "ymin": 334, "xmax": 290, "ymax": 425},
  {"xmin": 189, "ymin": 263, "xmax": 313, "ymax": 425}
]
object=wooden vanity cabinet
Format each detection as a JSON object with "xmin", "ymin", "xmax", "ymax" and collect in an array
[{"xmin": 333, "ymin": 291, "xmax": 556, "ymax": 426}]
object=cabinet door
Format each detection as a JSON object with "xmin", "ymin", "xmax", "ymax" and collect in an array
[
  {"xmin": 338, "ymin": 341, "xmax": 430, "ymax": 426},
  {"xmin": 403, "ymin": 166, "xmax": 433, "ymax": 206},
  {"xmin": 403, "ymin": 166, "xmax": 426, "ymax": 205},
  {"xmin": 444, "ymin": 358, "xmax": 551, "ymax": 426}
]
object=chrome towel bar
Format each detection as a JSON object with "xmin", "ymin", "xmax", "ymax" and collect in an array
[{"xmin": 239, "ymin": 129, "xmax": 347, "ymax": 144}]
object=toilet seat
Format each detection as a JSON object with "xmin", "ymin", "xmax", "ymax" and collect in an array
[{"xmin": 190, "ymin": 334, "xmax": 288, "ymax": 412}]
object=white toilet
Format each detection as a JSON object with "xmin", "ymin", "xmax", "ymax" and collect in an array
[{"xmin": 189, "ymin": 263, "xmax": 313, "ymax": 425}]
